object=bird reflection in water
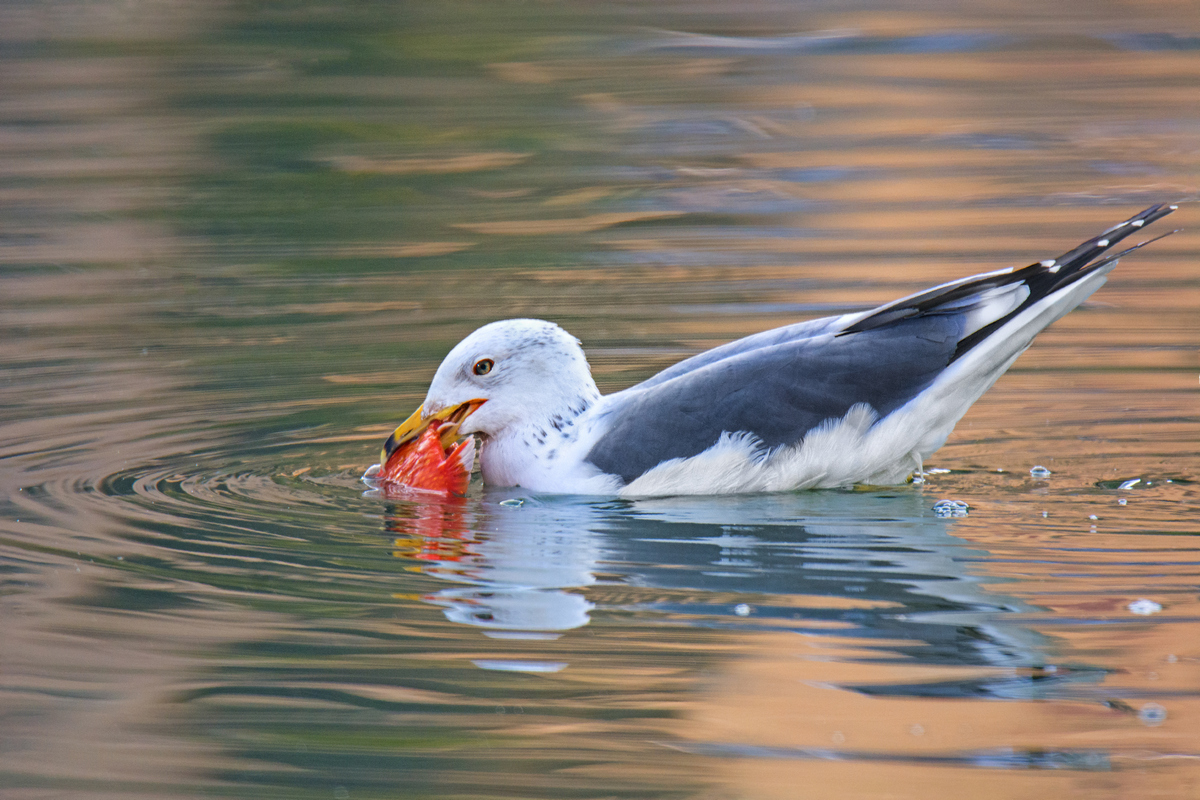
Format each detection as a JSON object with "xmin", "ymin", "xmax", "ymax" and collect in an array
[
  {"xmin": 378, "ymin": 491, "xmax": 1110, "ymax": 701},
  {"xmin": 384, "ymin": 492, "xmax": 598, "ymax": 635}
]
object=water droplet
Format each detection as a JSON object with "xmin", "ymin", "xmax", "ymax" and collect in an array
[
  {"xmin": 932, "ymin": 499, "xmax": 969, "ymax": 517},
  {"xmin": 499, "ymin": 498, "xmax": 524, "ymax": 507},
  {"xmin": 1088, "ymin": 514, "xmax": 1098, "ymax": 520},
  {"xmin": 734, "ymin": 603, "xmax": 752, "ymax": 616},
  {"xmin": 1118, "ymin": 478, "xmax": 1141, "ymax": 490},
  {"xmin": 1128, "ymin": 598, "xmax": 1162, "ymax": 615},
  {"xmin": 1118, "ymin": 498, "xmax": 1127, "ymax": 506},
  {"xmin": 1030, "ymin": 465, "xmax": 1052, "ymax": 478},
  {"xmin": 1138, "ymin": 703, "xmax": 1167, "ymax": 726}
]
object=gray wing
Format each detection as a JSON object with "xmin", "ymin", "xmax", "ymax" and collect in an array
[
  {"xmin": 629, "ymin": 314, "xmax": 851, "ymax": 391},
  {"xmin": 585, "ymin": 203, "xmax": 1176, "ymax": 484},
  {"xmin": 585, "ymin": 316, "xmax": 960, "ymax": 483}
]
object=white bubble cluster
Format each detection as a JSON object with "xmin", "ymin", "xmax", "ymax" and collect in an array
[
  {"xmin": 1128, "ymin": 598, "xmax": 1163, "ymax": 615},
  {"xmin": 932, "ymin": 499, "xmax": 970, "ymax": 518}
]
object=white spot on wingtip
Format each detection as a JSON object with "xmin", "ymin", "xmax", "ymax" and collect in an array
[
  {"xmin": 1040, "ymin": 259, "xmax": 1055, "ymax": 267},
  {"xmin": 1097, "ymin": 239, "xmax": 1109, "ymax": 247},
  {"xmin": 1131, "ymin": 219, "xmax": 1144, "ymax": 227}
]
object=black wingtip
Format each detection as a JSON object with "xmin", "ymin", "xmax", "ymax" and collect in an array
[
  {"xmin": 946, "ymin": 204, "xmax": 1178, "ymax": 359},
  {"xmin": 836, "ymin": 203, "xmax": 1178, "ymax": 340},
  {"xmin": 1083, "ymin": 227, "xmax": 1180, "ymax": 274},
  {"xmin": 1043, "ymin": 203, "xmax": 1176, "ymax": 276}
]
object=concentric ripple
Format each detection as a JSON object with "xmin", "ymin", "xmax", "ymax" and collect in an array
[{"xmin": 6, "ymin": 416, "xmax": 1200, "ymax": 800}]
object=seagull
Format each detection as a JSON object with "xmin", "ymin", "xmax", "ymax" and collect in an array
[{"xmin": 378, "ymin": 204, "xmax": 1177, "ymax": 498}]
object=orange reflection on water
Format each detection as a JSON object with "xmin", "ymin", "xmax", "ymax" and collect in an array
[{"xmin": 683, "ymin": 620, "xmax": 1200, "ymax": 798}]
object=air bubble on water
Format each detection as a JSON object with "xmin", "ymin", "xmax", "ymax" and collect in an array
[
  {"xmin": 1138, "ymin": 703, "xmax": 1167, "ymax": 726},
  {"xmin": 1042, "ymin": 511, "xmax": 1049, "ymax": 518},
  {"xmin": 499, "ymin": 498, "xmax": 525, "ymax": 507},
  {"xmin": 932, "ymin": 499, "xmax": 969, "ymax": 517},
  {"xmin": 734, "ymin": 603, "xmax": 752, "ymax": 616},
  {"xmin": 910, "ymin": 724, "xmax": 925, "ymax": 736},
  {"xmin": 1128, "ymin": 598, "xmax": 1162, "ymax": 615},
  {"xmin": 1118, "ymin": 498, "xmax": 1127, "ymax": 506},
  {"xmin": 1118, "ymin": 478, "xmax": 1141, "ymax": 490},
  {"xmin": 1030, "ymin": 465, "xmax": 1052, "ymax": 478}
]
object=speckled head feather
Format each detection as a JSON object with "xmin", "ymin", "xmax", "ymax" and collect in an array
[{"xmin": 420, "ymin": 319, "xmax": 613, "ymax": 491}]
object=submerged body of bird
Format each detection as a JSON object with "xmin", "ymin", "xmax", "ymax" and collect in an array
[{"xmin": 368, "ymin": 204, "xmax": 1178, "ymax": 497}]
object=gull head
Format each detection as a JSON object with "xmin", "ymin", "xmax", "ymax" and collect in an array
[{"xmin": 380, "ymin": 319, "xmax": 601, "ymax": 471}]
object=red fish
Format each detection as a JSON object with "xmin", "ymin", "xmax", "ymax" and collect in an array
[
  {"xmin": 367, "ymin": 419, "xmax": 476, "ymax": 496},
  {"xmin": 365, "ymin": 398, "xmax": 485, "ymax": 495}
]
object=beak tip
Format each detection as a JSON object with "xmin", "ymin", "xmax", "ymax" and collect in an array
[
  {"xmin": 381, "ymin": 399, "xmax": 485, "ymax": 460},
  {"xmin": 381, "ymin": 432, "xmax": 400, "ymax": 462}
]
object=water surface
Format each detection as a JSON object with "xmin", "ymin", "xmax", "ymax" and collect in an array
[{"xmin": 2, "ymin": 1, "xmax": 1199, "ymax": 798}]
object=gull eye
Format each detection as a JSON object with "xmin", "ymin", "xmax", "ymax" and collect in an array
[{"xmin": 473, "ymin": 358, "xmax": 494, "ymax": 376}]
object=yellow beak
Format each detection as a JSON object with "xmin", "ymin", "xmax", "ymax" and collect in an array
[{"xmin": 380, "ymin": 399, "xmax": 487, "ymax": 464}]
